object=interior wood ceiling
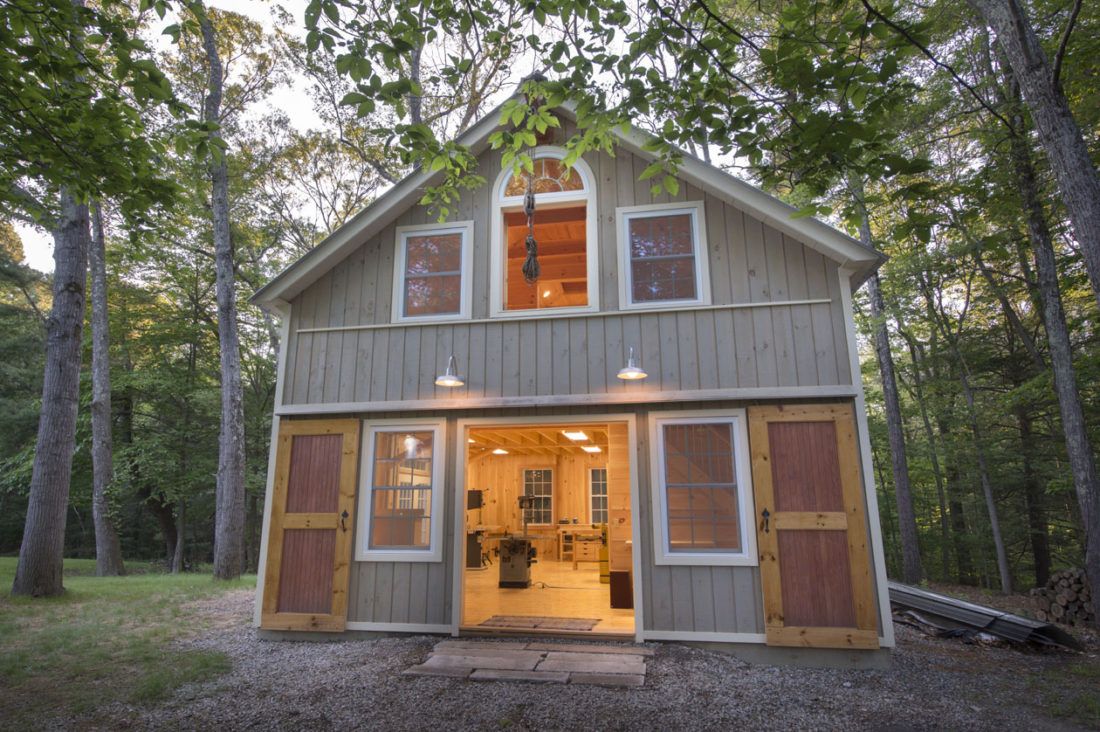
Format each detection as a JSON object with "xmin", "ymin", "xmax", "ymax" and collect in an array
[{"xmin": 467, "ymin": 424, "xmax": 609, "ymax": 459}]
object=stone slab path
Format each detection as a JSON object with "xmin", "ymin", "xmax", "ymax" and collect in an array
[{"xmin": 402, "ymin": 640, "xmax": 653, "ymax": 687}]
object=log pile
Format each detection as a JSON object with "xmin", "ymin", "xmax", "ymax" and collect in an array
[{"xmin": 1030, "ymin": 568, "xmax": 1094, "ymax": 626}]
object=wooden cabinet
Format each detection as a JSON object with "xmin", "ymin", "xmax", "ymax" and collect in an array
[
  {"xmin": 557, "ymin": 527, "xmax": 602, "ymax": 565},
  {"xmin": 575, "ymin": 539, "xmax": 600, "ymax": 561}
]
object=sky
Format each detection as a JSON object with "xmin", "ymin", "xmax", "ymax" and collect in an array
[{"xmin": 15, "ymin": 0, "xmax": 314, "ymax": 273}]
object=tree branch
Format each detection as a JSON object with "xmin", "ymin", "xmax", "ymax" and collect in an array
[
  {"xmin": 1051, "ymin": 0, "xmax": 1082, "ymax": 87},
  {"xmin": 858, "ymin": 0, "xmax": 1013, "ymax": 130}
]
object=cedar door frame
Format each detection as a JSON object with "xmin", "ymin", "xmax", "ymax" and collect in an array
[
  {"xmin": 748, "ymin": 403, "xmax": 879, "ymax": 649},
  {"xmin": 390, "ymin": 220, "xmax": 475, "ymax": 324},
  {"xmin": 615, "ymin": 200, "xmax": 712, "ymax": 311},
  {"xmin": 356, "ymin": 418, "xmax": 447, "ymax": 562},
  {"xmin": 260, "ymin": 418, "xmax": 360, "ymax": 632},
  {"xmin": 488, "ymin": 146, "xmax": 599, "ymax": 318},
  {"xmin": 648, "ymin": 409, "xmax": 758, "ymax": 567}
]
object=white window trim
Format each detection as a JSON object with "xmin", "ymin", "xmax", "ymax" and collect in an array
[
  {"xmin": 616, "ymin": 200, "xmax": 712, "ymax": 310},
  {"xmin": 649, "ymin": 409, "xmax": 757, "ymax": 567},
  {"xmin": 589, "ymin": 467, "xmax": 608, "ymax": 525},
  {"xmin": 357, "ymin": 418, "xmax": 446, "ymax": 562},
  {"xmin": 489, "ymin": 146, "xmax": 599, "ymax": 318},
  {"xmin": 520, "ymin": 466, "xmax": 554, "ymax": 526},
  {"xmin": 391, "ymin": 221, "xmax": 474, "ymax": 324}
]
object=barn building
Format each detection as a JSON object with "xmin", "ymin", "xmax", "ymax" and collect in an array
[{"xmin": 251, "ymin": 100, "xmax": 893, "ymax": 665}]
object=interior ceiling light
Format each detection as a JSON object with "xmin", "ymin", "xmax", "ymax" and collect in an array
[
  {"xmin": 617, "ymin": 346, "xmax": 647, "ymax": 380},
  {"xmin": 581, "ymin": 445, "xmax": 601, "ymax": 453},
  {"xmin": 467, "ymin": 438, "xmax": 475, "ymax": 443},
  {"xmin": 434, "ymin": 354, "xmax": 464, "ymax": 387},
  {"xmin": 562, "ymin": 430, "xmax": 588, "ymax": 441},
  {"xmin": 492, "ymin": 448, "xmax": 509, "ymax": 455}
]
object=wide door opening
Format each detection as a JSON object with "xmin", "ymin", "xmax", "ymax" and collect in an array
[{"xmin": 460, "ymin": 421, "xmax": 635, "ymax": 636}]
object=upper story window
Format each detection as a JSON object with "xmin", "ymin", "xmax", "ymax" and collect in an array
[
  {"xmin": 391, "ymin": 222, "xmax": 473, "ymax": 323},
  {"xmin": 490, "ymin": 147, "xmax": 599, "ymax": 317},
  {"xmin": 617, "ymin": 201, "xmax": 711, "ymax": 310}
]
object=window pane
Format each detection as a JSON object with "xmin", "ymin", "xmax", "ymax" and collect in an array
[
  {"xmin": 402, "ymin": 232, "xmax": 463, "ymax": 316},
  {"xmin": 628, "ymin": 213, "xmax": 698, "ymax": 303},
  {"xmin": 523, "ymin": 469, "xmax": 553, "ymax": 524},
  {"xmin": 662, "ymin": 422, "xmax": 740, "ymax": 553},
  {"xmin": 504, "ymin": 205, "xmax": 588, "ymax": 311},
  {"xmin": 370, "ymin": 431, "xmax": 434, "ymax": 549},
  {"xmin": 590, "ymin": 468, "xmax": 608, "ymax": 524}
]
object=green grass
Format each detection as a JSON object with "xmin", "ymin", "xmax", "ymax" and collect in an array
[{"xmin": 0, "ymin": 557, "xmax": 254, "ymax": 730}]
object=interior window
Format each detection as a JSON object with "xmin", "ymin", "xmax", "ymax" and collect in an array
[
  {"xmin": 590, "ymin": 468, "xmax": 608, "ymax": 524},
  {"xmin": 522, "ymin": 468, "xmax": 553, "ymax": 524}
]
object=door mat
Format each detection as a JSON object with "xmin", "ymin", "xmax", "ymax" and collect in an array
[{"xmin": 479, "ymin": 615, "xmax": 600, "ymax": 631}]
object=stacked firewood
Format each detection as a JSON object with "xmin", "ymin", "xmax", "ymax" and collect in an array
[{"xmin": 1030, "ymin": 568, "xmax": 1094, "ymax": 625}]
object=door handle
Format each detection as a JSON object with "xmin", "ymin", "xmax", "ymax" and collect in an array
[
  {"xmin": 340, "ymin": 509, "xmax": 349, "ymax": 532},
  {"xmin": 760, "ymin": 508, "xmax": 770, "ymax": 534}
]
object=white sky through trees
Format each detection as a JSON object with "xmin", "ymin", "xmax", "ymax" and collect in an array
[{"xmin": 15, "ymin": 0, "xmax": 315, "ymax": 273}]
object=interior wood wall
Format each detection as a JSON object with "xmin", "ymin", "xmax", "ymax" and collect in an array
[
  {"xmin": 280, "ymin": 120, "xmax": 851, "ymax": 408},
  {"xmin": 465, "ymin": 451, "xmax": 606, "ymax": 558}
]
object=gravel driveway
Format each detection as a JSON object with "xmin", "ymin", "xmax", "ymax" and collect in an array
[{"xmin": 70, "ymin": 589, "xmax": 1097, "ymax": 730}]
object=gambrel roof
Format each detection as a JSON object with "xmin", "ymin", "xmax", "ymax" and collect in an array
[{"xmin": 252, "ymin": 101, "xmax": 884, "ymax": 313}]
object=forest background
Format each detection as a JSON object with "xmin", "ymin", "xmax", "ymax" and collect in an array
[{"xmin": 2, "ymin": 0, "xmax": 1098, "ymax": 600}]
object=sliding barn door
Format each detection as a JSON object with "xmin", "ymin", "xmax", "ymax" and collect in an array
[
  {"xmin": 261, "ymin": 419, "xmax": 360, "ymax": 631},
  {"xmin": 748, "ymin": 404, "xmax": 878, "ymax": 649}
]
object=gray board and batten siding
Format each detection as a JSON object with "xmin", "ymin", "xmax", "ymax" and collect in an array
[
  {"xmin": 336, "ymin": 402, "xmax": 785, "ymax": 636},
  {"xmin": 278, "ymin": 130, "xmax": 853, "ymax": 412}
]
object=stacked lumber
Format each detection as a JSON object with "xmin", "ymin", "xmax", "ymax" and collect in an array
[{"xmin": 1030, "ymin": 568, "xmax": 1094, "ymax": 626}]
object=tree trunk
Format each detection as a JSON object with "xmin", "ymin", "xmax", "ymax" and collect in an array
[
  {"xmin": 11, "ymin": 191, "xmax": 89, "ymax": 597},
  {"xmin": 850, "ymin": 175, "xmax": 922, "ymax": 584},
  {"xmin": 899, "ymin": 328, "xmax": 951, "ymax": 581},
  {"xmin": 868, "ymin": 272, "xmax": 923, "ymax": 584},
  {"xmin": 968, "ymin": 0, "xmax": 1100, "ymax": 314},
  {"xmin": 197, "ymin": 3, "xmax": 246, "ymax": 580},
  {"xmin": 1016, "ymin": 407, "xmax": 1051, "ymax": 586},
  {"xmin": 172, "ymin": 500, "xmax": 184, "ymax": 574},
  {"xmin": 920, "ymin": 281, "xmax": 1012, "ymax": 593},
  {"xmin": 997, "ymin": 68, "xmax": 1100, "ymax": 619},
  {"xmin": 89, "ymin": 201, "xmax": 124, "ymax": 577}
]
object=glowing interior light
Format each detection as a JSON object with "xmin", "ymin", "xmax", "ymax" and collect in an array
[
  {"xmin": 492, "ymin": 448, "xmax": 509, "ymax": 455},
  {"xmin": 562, "ymin": 430, "xmax": 588, "ymax": 441},
  {"xmin": 581, "ymin": 445, "xmax": 601, "ymax": 453}
]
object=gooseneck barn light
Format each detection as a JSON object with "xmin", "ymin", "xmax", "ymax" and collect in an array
[
  {"xmin": 434, "ymin": 354, "xmax": 464, "ymax": 387},
  {"xmin": 617, "ymin": 346, "xmax": 647, "ymax": 380}
]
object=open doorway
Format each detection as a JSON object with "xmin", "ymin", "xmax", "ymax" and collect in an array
[{"xmin": 459, "ymin": 420, "xmax": 635, "ymax": 636}]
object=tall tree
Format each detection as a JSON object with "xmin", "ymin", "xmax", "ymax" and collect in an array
[
  {"xmin": 12, "ymin": 193, "xmax": 89, "ymax": 596},
  {"xmin": 4, "ymin": 0, "xmax": 177, "ymax": 596},
  {"xmin": 191, "ymin": 0, "xmax": 246, "ymax": 580},
  {"xmin": 967, "ymin": 0, "xmax": 1100, "ymax": 315},
  {"xmin": 89, "ymin": 201, "xmax": 123, "ymax": 576}
]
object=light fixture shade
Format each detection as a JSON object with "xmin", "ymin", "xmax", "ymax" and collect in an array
[
  {"xmin": 435, "ymin": 354, "xmax": 464, "ymax": 387},
  {"xmin": 617, "ymin": 346, "xmax": 647, "ymax": 380}
]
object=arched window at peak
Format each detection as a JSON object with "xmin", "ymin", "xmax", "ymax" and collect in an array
[
  {"xmin": 503, "ymin": 157, "xmax": 586, "ymax": 197},
  {"xmin": 490, "ymin": 149, "xmax": 599, "ymax": 316}
]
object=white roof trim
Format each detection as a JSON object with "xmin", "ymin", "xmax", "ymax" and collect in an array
[{"xmin": 252, "ymin": 99, "xmax": 883, "ymax": 309}]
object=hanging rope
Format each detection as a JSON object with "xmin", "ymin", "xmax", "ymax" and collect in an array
[{"xmin": 521, "ymin": 176, "xmax": 539, "ymax": 284}]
